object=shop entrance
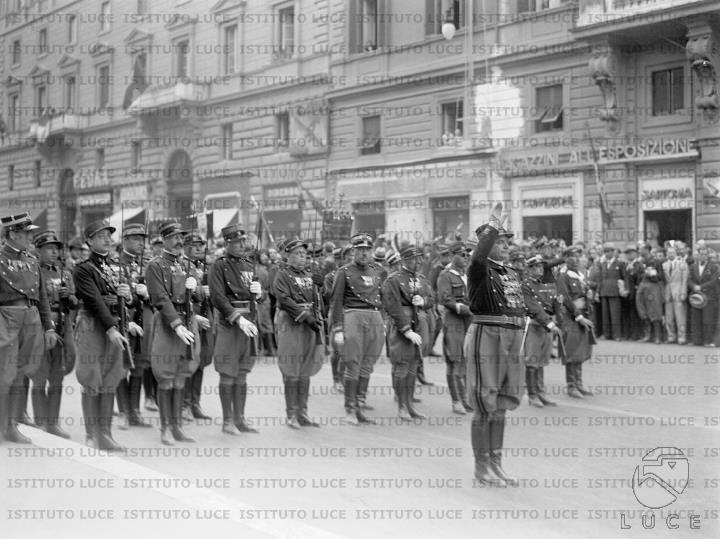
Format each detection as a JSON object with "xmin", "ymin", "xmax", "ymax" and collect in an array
[
  {"xmin": 644, "ymin": 209, "xmax": 692, "ymax": 247},
  {"xmin": 522, "ymin": 214, "xmax": 572, "ymax": 244}
]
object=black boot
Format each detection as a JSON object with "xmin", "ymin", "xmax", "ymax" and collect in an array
[
  {"xmin": 157, "ymin": 388, "xmax": 174, "ymax": 445},
  {"xmin": 356, "ymin": 376, "xmax": 374, "ymax": 410},
  {"xmin": 171, "ymin": 388, "xmax": 195, "ymax": 442},
  {"xmin": 128, "ymin": 376, "xmax": 152, "ymax": 427},
  {"xmin": 456, "ymin": 376, "xmax": 473, "ymax": 412},
  {"xmin": 447, "ymin": 374, "xmax": 465, "ymax": 415},
  {"xmin": 416, "ymin": 358, "xmax": 434, "ymax": 385},
  {"xmin": 219, "ymin": 384, "xmax": 239, "ymax": 435},
  {"xmin": 536, "ymin": 367, "xmax": 556, "ymax": 406},
  {"xmin": 343, "ymin": 379, "xmax": 359, "ymax": 426},
  {"xmin": 31, "ymin": 387, "xmax": 48, "ymax": 428},
  {"xmin": 81, "ymin": 392, "xmax": 97, "ymax": 447},
  {"xmin": 297, "ymin": 378, "xmax": 319, "ymax": 427},
  {"xmin": 526, "ymin": 367, "xmax": 543, "ymax": 408},
  {"xmin": 488, "ymin": 412, "xmax": 518, "ymax": 486},
  {"xmin": 46, "ymin": 386, "xmax": 70, "ymax": 439},
  {"xmin": 284, "ymin": 378, "xmax": 301, "ymax": 429},
  {"xmin": 471, "ymin": 415, "xmax": 500, "ymax": 486},
  {"xmin": 575, "ymin": 363, "xmax": 592, "ymax": 397},
  {"xmin": 395, "ymin": 376, "xmax": 411, "ymax": 421},
  {"xmin": 115, "ymin": 378, "xmax": 130, "ymax": 430},
  {"xmin": 566, "ymin": 363, "xmax": 582, "ymax": 398},
  {"xmin": 180, "ymin": 378, "xmax": 193, "ymax": 424},
  {"xmin": 97, "ymin": 392, "xmax": 124, "ymax": 451},
  {"xmin": 233, "ymin": 383, "xmax": 259, "ymax": 433},
  {"xmin": 6, "ymin": 384, "xmax": 32, "ymax": 444},
  {"xmin": 190, "ymin": 369, "xmax": 210, "ymax": 419},
  {"xmin": 143, "ymin": 370, "xmax": 158, "ymax": 411},
  {"xmin": 405, "ymin": 374, "xmax": 426, "ymax": 419}
]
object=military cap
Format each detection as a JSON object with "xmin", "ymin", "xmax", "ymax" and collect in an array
[
  {"xmin": 309, "ymin": 244, "xmax": 324, "ymax": 257},
  {"xmin": 332, "ymin": 247, "xmax": 342, "ymax": 260},
  {"xmin": 399, "ymin": 244, "xmax": 422, "ymax": 260},
  {"xmin": 373, "ymin": 246, "xmax": 387, "ymax": 262},
  {"xmin": 151, "ymin": 235, "xmax": 163, "ymax": 245},
  {"xmin": 351, "ymin": 233, "xmax": 373, "ymax": 248},
  {"xmin": 341, "ymin": 244, "xmax": 353, "ymax": 258},
  {"xmin": 623, "ymin": 244, "xmax": 638, "ymax": 253},
  {"xmin": 158, "ymin": 220, "xmax": 185, "ymax": 238},
  {"xmin": 563, "ymin": 246, "xmax": 581, "ymax": 257},
  {"xmin": 526, "ymin": 254, "xmax": 544, "ymax": 267},
  {"xmin": 475, "ymin": 223, "xmax": 514, "ymax": 239},
  {"xmin": 183, "ymin": 233, "xmax": 206, "ymax": 246},
  {"xmin": 447, "ymin": 241, "xmax": 470, "ymax": 254},
  {"xmin": 221, "ymin": 223, "xmax": 246, "ymax": 242},
  {"xmin": 68, "ymin": 236, "xmax": 87, "ymax": 249},
  {"xmin": 385, "ymin": 250, "xmax": 401, "ymax": 265},
  {"xmin": 33, "ymin": 230, "xmax": 63, "ymax": 249},
  {"xmin": 284, "ymin": 238, "xmax": 309, "ymax": 253},
  {"xmin": 1, "ymin": 211, "xmax": 40, "ymax": 232},
  {"xmin": 84, "ymin": 218, "xmax": 116, "ymax": 240},
  {"xmin": 122, "ymin": 223, "xmax": 148, "ymax": 238},
  {"xmin": 437, "ymin": 244, "xmax": 450, "ymax": 256}
]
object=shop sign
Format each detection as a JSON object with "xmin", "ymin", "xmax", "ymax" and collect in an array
[
  {"xmin": 79, "ymin": 192, "xmax": 112, "ymax": 208},
  {"xmin": 522, "ymin": 196, "xmax": 574, "ymax": 209},
  {"xmin": 74, "ymin": 169, "xmax": 111, "ymax": 191},
  {"xmin": 640, "ymin": 178, "xmax": 694, "ymax": 210}
]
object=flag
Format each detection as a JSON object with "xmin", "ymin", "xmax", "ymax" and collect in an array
[
  {"xmin": 206, "ymin": 211, "xmax": 214, "ymax": 240},
  {"xmin": 586, "ymin": 122, "xmax": 613, "ymax": 226},
  {"xmin": 123, "ymin": 54, "xmax": 149, "ymax": 110},
  {"xmin": 298, "ymin": 184, "xmax": 324, "ymax": 213}
]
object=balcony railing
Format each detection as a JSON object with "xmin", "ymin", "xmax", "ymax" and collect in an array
[
  {"xmin": 577, "ymin": 0, "xmax": 707, "ymax": 27},
  {"xmin": 127, "ymin": 81, "xmax": 210, "ymax": 114}
]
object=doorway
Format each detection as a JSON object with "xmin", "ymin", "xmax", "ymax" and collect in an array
[{"xmin": 644, "ymin": 209, "xmax": 692, "ymax": 247}]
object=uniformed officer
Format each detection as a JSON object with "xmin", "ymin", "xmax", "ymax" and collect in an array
[
  {"xmin": 0, "ymin": 213, "xmax": 57, "ymax": 444},
  {"xmin": 324, "ymin": 245, "xmax": 352, "ymax": 393},
  {"xmin": 272, "ymin": 239, "xmax": 323, "ymax": 429},
  {"xmin": 425, "ymin": 244, "xmax": 451, "ymax": 365},
  {"xmin": 66, "ymin": 236, "xmax": 89, "ymax": 272},
  {"xmin": 465, "ymin": 203, "xmax": 525, "ymax": 487},
  {"xmin": 522, "ymin": 255, "xmax": 561, "ymax": 408},
  {"xmin": 208, "ymin": 224, "xmax": 262, "ymax": 435},
  {"xmin": 381, "ymin": 244, "xmax": 432, "ymax": 421},
  {"xmin": 556, "ymin": 246, "xmax": 595, "ymax": 399},
  {"xmin": 73, "ymin": 219, "xmax": 132, "ymax": 451},
  {"xmin": 436, "ymin": 241, "xmax": 473, "ymax": 415},
  {"xmin": 30, "ymin": 230, "xmax": 78, "ymax": 438},
  {"xmin": 331, "ymin": 233, "xmax": 384, "ymax": 425},
  {"xmin": 182, "ymin": 233, "xmax": 213, "ymax": 420},
  {"xmin": 146, "ymin": 221, "xmax": 209, "ymax": 445},
  {"xmin": 114, "ymin": 223, "xmax": 152, "ymax": 430}
]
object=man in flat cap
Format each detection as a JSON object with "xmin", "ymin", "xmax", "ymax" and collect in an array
[
  {"xmin": 324, "ymin": 245, "xmax": 352, "ymax": 392},
  {"xmin": 382, "ymin": 243, "xmax": 434, "ymax": 421},
  {"xmin": 331, "ymin": 233, "xmax": 384, "ymax": 425},
  {"xmin": 146, "ymin": 221, "xmax": 208, "ymax": 445},
  {"xmin": 597, "ymin": 242, "xmax": 626, "ymax": 341},
  {"xmin": 209, "ymin": 223, "xmax": 263, "ymax": 435},
  {"xmin": 436, "ymin": 241, "xmax": 473, "ymax": 414},
  {"xmin": 272, "ymin": 239, "xmax": 324, "ymax": 428},
  {"xmin": 622, "ymin": 244, "xmax": 643, "ymax": 341},
  {"xmin": 29, "ymin": 230, "xmax": 78, "ymax": 438},
  {"xmin": 114, "ymin": 223, "xmax": 152, "ymax": 430},
  {"xmin": 73, "ymin": 219, "xmax": 132, "ymax": 450},
  {"xmin": 465, "ymin": 203, "xmax": 525, "ymax": 487},
  {"xmin": 0, "ymin": 214, "xmax": 58, "ymax": 444}
]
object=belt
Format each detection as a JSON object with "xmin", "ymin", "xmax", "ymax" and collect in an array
[
  {"xmin": 0, "ymin": 298, "xmax": 38, "ymax": 308},
  {"xmin": 471, "ymin": 314, "xmax": 524, "ymax": 328},
  {"xmin": 296, "ymin": 303, "xmax": 312, "ymax": 309},
  {"xmin": 230, "ymin": 300, "xmax": 251, "ymax": 308},
  {"xmin": 344, "ymin": 306, "xmax": 379, "ymax": 311}
]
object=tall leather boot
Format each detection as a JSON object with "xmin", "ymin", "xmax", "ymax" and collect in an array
[
  {"xmin": 233, "ymin": 383, "xmax": 259, "ymax": 433},
  {"xmin": 488, "ymin": 411, "xmax": 518, "ymax": 486},
  {"xmin": 219, "ymin": 384, "xmax": 239, "ymax": 435},
  {"xmin": 171, "ymin": 388, "xmax": 195, "ymax": 442},
  {"xmin": 284, "ymin": 378, "xmax": 300, "ymax": 429},
  {"xmin": 416, "ymin": 357, "xmax": 434, "ymax": 385},
  {"xmin": 405, "ymin": 374, "xmax": 426, "ymax": 419},
  {"xmin": 395, "ymin": 376, "xmax": 411, "ymax": 421},
  {"xmin": 115, "ymin": 378, "xmax": 130, "ymax": 430},
  {"xmin": 31, "ymin": 386, "xmax": 48, "ymax": 428},
  {"xmin": 128, "ymin": 376, "xmax": 152, "ymax": 428},
  {"xmin": 81, "ymin": 392, "xmax": 97, "ymax": 447},
  {"xmin": 180, "ymin": 378, "xmax": 193, "ymax": 423},
  {"xmin": 638, "ymin": 320, "xmax": 651, "ymax": 343},
  {"xmin": 143, "ymin": 370, "xmax": 158, "ymax": 411},
  {"xmin": 536, "ymin": 367, "xmax": 556, "ymax": 406},
  {"xmin": 456, "ymin": 376, "xmax": 473, "ymax": 412},
  {"xmin": 356, "ymin": 376, "xmax": 374, "ymax": 410},
  {"xmin": 190, "ymin": 369, "xmax": 210, "ymax": 419},
  {"xmin": 297, "ymin": 378, "xmax": 319, "ymax": 427},
  {"xmin": 575, "ymin": 363, "xmax": 593, "ymax": 397},
  {"xmin": 157, "ymin": 388, "xmax": 174, "ymax": 445},
  {"xmin": 97, "ymin": 392, "xmax": 124, "ymax": 451},
  {"xmin": 526, "ymin": 367, "xmax": 543, "ymax": 408},
  {"xmin": 6, "ymin": 383, "xmax": 32, "ymax": 444},
  {"xmin": 471, "ymin": 415, "xmax": 500, "ymax": 486},
  {"xmin": 566, "ymin": 363, "xmax": 582, "ymax": 398},
  {"xmin": 46, "ymin": 386, "xmax": 70, "ymax": 439},
  {"xmin": 343, "ymin": 379, "xmax": 360, "ymax": 425},
  {"xmin": 447, "ymin": 374, "xmax": 465, "ymax": 415},
  {"xmin": 18, "ymin": 377, "xmax": 35, "ymax": 427}
]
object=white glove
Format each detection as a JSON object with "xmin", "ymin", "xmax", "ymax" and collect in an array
[
  {"xmin": 411, "ymin": 295, "xmax": 425, "ymax": 307},
  {"xmin": 334, "ymin": 331, "xmax": 344, "ymax": 346},
  {"xmin": 576, "ymin": 315, "xmax": 594, "ymax": 330},
  {"xmin": 201, "ymin": 285, "xmax": 210, "ymax": 298},
  {"xmin": 185, "ymin": 277, "xmax": 197, "ymax": 291},
  {"xmin": 116, "ymin": 283, "xmax": 132, "ymax": 301},
  {"xmin": 135, "ymin": 283, "xmax": 148, "ymax": 299},
  {"xmin": 249, "ymin": 281, "xmax": 262, "ymax": 296},
  {"xmin": 128, "ymin": 321, "xmax": 144, "ymax": 337},
  {"xmin": 174, "ymin": 324, "xmax": 195, "ymax": 345},
  {"xmin": 546, "ymin": 321, "xmax": 558, "ymax": 333},
  {"xmin": 403, "ymin": 330, "xmax": 422, "ymax": 347},
  {"xmin": 195, "ymin": 315, "xmax": 210, "ymax": 330},
  {"xmin": 237, "ymin": 316, "xmax": 258, "ymax": 338}
]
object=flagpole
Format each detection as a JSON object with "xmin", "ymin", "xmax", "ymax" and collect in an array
[{"xmin": 585, "ymin": 121, "xmax": 613, "ymax": 228}]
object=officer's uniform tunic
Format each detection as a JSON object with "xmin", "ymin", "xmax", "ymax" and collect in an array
[
  {"xmin": 522, "ymin": 275, "xmax": 559, "ymax": 368},
  {"xmin": 437, "ymin": 266, "xmax": 471, "ymax": 376},
  {"xmin": 118, "ymin": 251, "xmax": 146, "ymax": 372},
  {"xmin": 555, "ymin": 268, "xmax": 593, "ymax": 364}
]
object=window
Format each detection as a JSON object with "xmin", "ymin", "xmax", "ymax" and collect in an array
[
  {"xmin": 8, "ymin": 165, "xmax": 14, "ymax": 191},
  {"xmin": 518, "ymin": 0, "xmax": 555, "ymax": 12},
  {"xmin": 95, "ymin": 148, "xmax": 105, "ymax": 169},
  {"xmin": 350, "ymin": 0, "xmax": 380, "ymax": 53},
  {"xmin": 426, "ymin": 0, "xmax": 464, "ymax": 36},
  {"xmin": 99, "ymin": 1, "xmax": 111, "ymax": 33},
  {"xmin": 35, "ymin": 85, "xmax": 46, "ymax": 116},
  {"xmin": 223, "ymin": 25, "xmax": 237, "ymax": 74},
  {"xmin": 65, "ymin": 76, "xmax": 76, "ymax": 110},
  {"xmin": 67, "ymin": 14, "xmax": 77, "ymax": 43},
  {"xmin": 277, "ymin": 6, "xmax": 294, "ymax": 58},
  {"xmin": 175, "ymin": 39, "xmax": 190, "ymax": 79},
  {"xmin": 38, "ymin": 28, "xmax": 47, "ymax": 55},
  {"xmin": 12, "ymin": 39, "xmax": 20, "ymax": 64},
  {"xmin": 652, "ymin": 67, "xmax": 684, "ymax": 116},
  {"xmin": 360, "ymin": 115, "xmax": 381, "ymax": 155},
  {"xmin": 276, "ymin": 112, "xmax": 289, "ymax": 149},
  {"xmin": 131, "ymin": 140, "xmax": 142, "ymax": 171},
  {"xmin": 34, "ymin": 160, "xmax": 41, "ymax": 187},
  {"xmin": 533, "ymin": 84, "xmax": 563, "ymax": 133},
  {"xmin": 221, "ymin": 123, "xmax": 233, "ymax": 160},
  {"xmin": 98, "ymin": 65, "xmax": 110, "ymax": 108},
  {"xmin": 440, "ymin": 100, "xmax": 464, "ymax": 146},
  {"xmin": 8, "ymin": 94, "xmax": 19, "ymax": 131},
  {"xmin": 137, "ymin": 0, "xmax": 148, "ymax": 14}
]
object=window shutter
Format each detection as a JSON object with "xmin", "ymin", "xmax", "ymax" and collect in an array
[
  {"xmin": 425, "ymin": 0, "xmax": 436, "ymax": 36},
  {"xmin": 377, "ymin": 0, "xmax": 390, "ymax": 49},
  {"xmin": 347, "ymin": 1, "xmax": 359, "ymax": 54}
]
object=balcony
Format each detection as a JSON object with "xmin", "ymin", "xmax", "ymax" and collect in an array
[{"xmin": 126, "ymin": 81, "xmax": 210, "ymax": 116}]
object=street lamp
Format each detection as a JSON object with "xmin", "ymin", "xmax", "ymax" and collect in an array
[{"xmin": 441, "ymin": 9, "xmax": 456, "ymax": 40}]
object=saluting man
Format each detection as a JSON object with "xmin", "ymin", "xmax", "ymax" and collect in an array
[
  {"xmin": 331, "ymin": 233, "xmax": 384, "ymax": 425},
  {"xmin": 0, "ymin": 213, "xmax": 57, "ymax": 445},
  {"xmin": 73, "ymin": 219, "xmax": 132, "ymax": 451},
  {"xmin": 30, "ymin": 230, "xmax": 78, "ymax": 438},
  {"xmin": 272, "ymin": 239, "xmax": 323, "ymax": 429},
  {"xmin": 145, "ymin": 221, "xmax": 209, "ymax": 446},
  {"xmin": 208, "ymin": 224, "xmax": 263, "ymax": 435}
]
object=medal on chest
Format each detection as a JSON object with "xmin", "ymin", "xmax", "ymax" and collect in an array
[{"xmin": 294, "ymin": 276, "xmax": 313, "ymax": 289}]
